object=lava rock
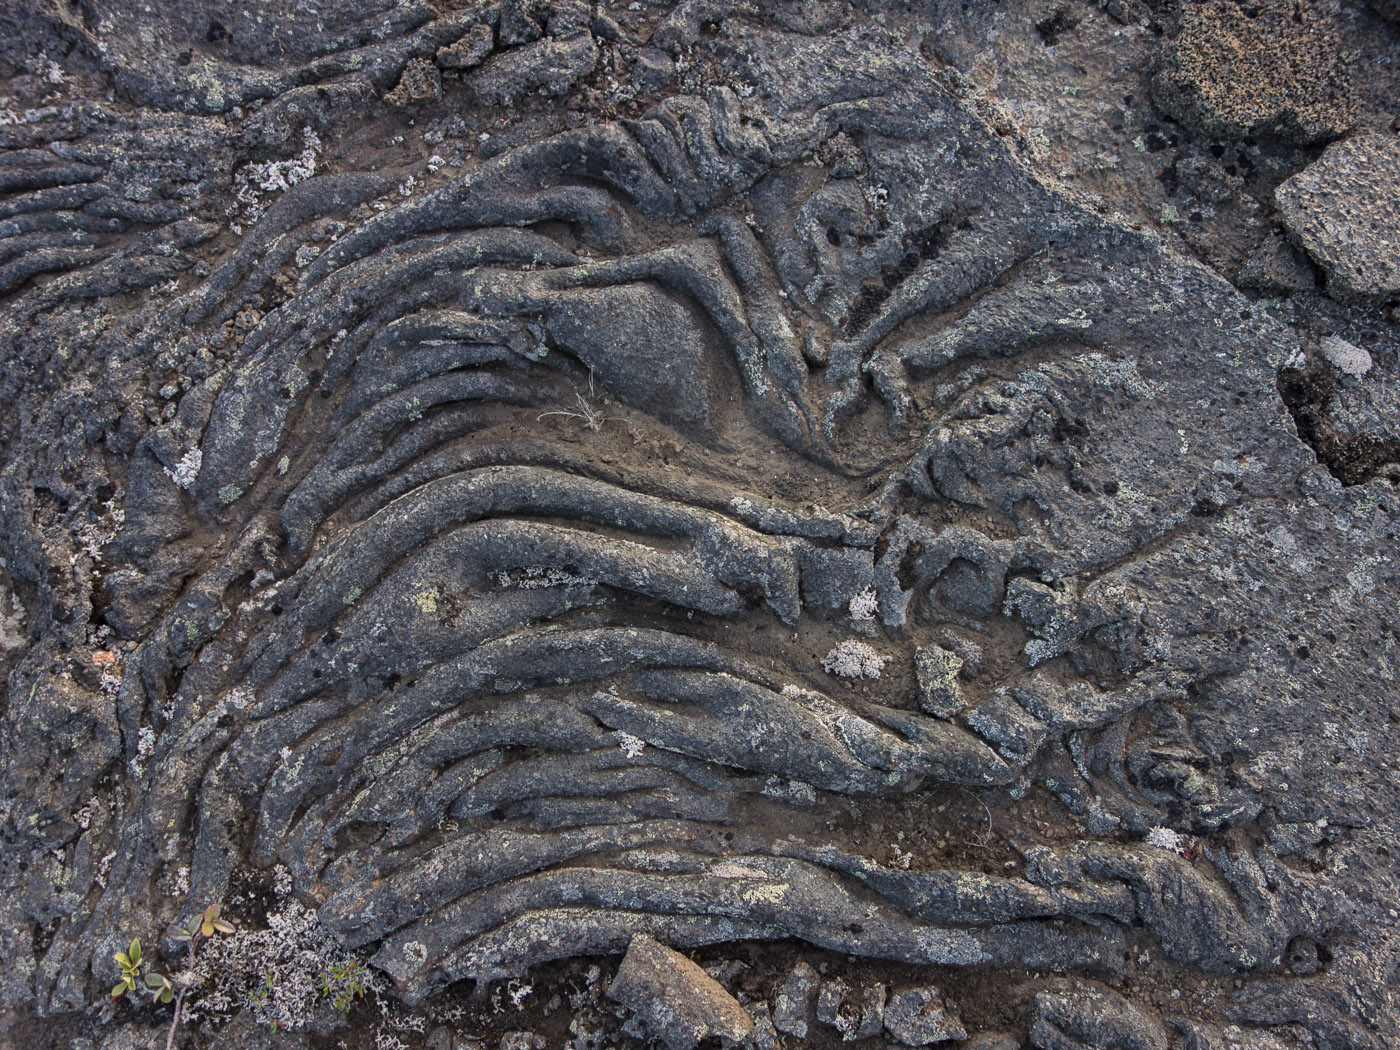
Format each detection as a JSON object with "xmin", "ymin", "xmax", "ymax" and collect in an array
[
  {"xmin": 743, "ymin": 1002, "xmax": 780, "ymax": 1050},
  {"xmin": 1235, "ymin": 233, "xmax": 1317, "ymax": 295},
  {"xmin": 966, "ymin": 1035, "xmax": 1021, "ymax": 1050},
  {"xmin": 1151, "ymin": 1, "xmax": 1354, "ymax": 143},
  {"xmin": 470, "ymin": 33, "xmax": 597, "ymax": 105},
  {"xmin": 1030, "ymin": 988, "xmax": 1167, "ymax": 1050},
  {"xmin": 633, "ymin": 47, "xmax": 677, "ymax": 89},
  {"xmin": 386, "ymin": 57, "xmax": 442, "ymax": 108},
  {"xmin": 816, "ymin": 978, "xmax": 885, "ymax": 1040},
  {"xmin": 438, "ymin": 25, "xmax": 495, "ymax": 70},
  {"xmin": 1275, "ymin": 133, "xmax": 1400, "ymax": 300},
  {"xmin": 607, "ymin": 934, "xmax": 753, "ymax": 1050},
  {"xmin": 883, "ymin": 986, "xmax": 967, "ymax": 1046},
  {"xmin": 772, "ymin": 961, "xmax": 820, "ymax": 1038},
  {"xmin": 916, "ymin": 644, "xmax": 966, "ymax": 717}
]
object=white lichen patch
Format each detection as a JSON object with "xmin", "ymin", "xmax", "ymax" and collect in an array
[
  {"xmin": 847, "ymin": 588, "xmax": 879, "ymax": 621},
  {"xmin": 128, "ymin": 725, "xmax": 156, "ymax": 778},
  {"xmin": 227, "ymin": 126, "xmax": 322, "ymax": 228},
  {"xmin": 1319, "ymin": 335, "xmax": 1372, "ymax": 378},
  {"xmin": 822, "ymin": 640, "xmax": 888, "ymax": 679},
  {"xmin": 191, "ymin": 894, "xmax": 380, "ymax": 1032},
  {"xmin": 491, "ymin": 566, "xmax": 596, "ymax": 589},
  {"xmin": 165, "ymin": 448, "xmax": 203, "ymax": 490},
  {"xmin": 0, "ymin": 583, "xmax": 26, "ymax": 653},
  {"xmin": 1145, "ymin": 826, "xmax": 1186, "ymax": 854}
]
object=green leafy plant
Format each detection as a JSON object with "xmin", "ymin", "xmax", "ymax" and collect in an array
[
  {"xmin": 111, "ymin": 938, "xmax": 143, "ymax": 999},
  {"xmin": 319, "ymin": 958, "xmax": 370, "ymax": 1014},
  {"xmin": 247, "ymin": 972, "xmax": 279, "ymax": 1032},
  {"xmin": 111, "ymin": 902, "xmax": 237, "ymax": 1050}
]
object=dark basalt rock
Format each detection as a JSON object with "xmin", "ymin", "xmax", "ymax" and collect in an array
[{"xmin": 0, "ymin": 2, "xmax": 1397, "ymax": 1049}]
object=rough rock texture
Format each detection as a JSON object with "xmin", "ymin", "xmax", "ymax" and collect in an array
[
  {"xmin": 883, "ymin": 985, "xmax": 967, "ymax": 1046},
  {"xmin": 772, "ymin": 961, "xmax": 819, "ymax": 1038},
  {"xmin": 607, "ymin": 934, "xmax": 751, "ymax": 1050},
  {"xmin": 1369, "ymin": 0, "xmax": 1400, "ymax": 22},
  {"xmin": 1151, "ymin": 0, "xmax": 1355, "ymax": 143},
  {"xmin": 0, "ymin": 2, "xmax": 1398, "ymax": 1049},
  {"xmin": 1030, "ymin": 987, "xmax": 1168, "ymax": 1050},
  {"xmin": 1276, "ymin": 134, "xmax": 1400, "ymax": 300}
]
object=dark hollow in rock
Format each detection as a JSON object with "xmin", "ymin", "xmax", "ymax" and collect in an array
[{"xmin": 1278, "ymin": 368, "xmax": 1400, "ymax": 485}]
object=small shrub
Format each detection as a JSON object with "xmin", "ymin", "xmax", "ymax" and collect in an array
[
  {"xmin": 320, "ymin": 959, "xmax": 372, "ymax": 1014},
  {"xmin": 111, "ymin": 902, "xmax": 237, "ymax": 1050}
]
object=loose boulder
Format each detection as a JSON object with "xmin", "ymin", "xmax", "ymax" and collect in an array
[
  {"xmin": 1276, "ymin": 134, "xmax": 1400, "ymax": 300},
  {"xmin": 608, "ymin": 934, "xmax": 753, "ymax": 1050},
  {"xmin": 884, "ymin": 986, "xmax": 968, "ymax": 1046}
]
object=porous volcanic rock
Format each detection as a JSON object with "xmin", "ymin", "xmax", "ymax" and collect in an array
[
  {"xmin": 1276, "ymin": 133, "xmax": 1400, "ymax": 300},
  {"xmin": 1151, "ymin": 0, "xmax": 1355, "ymax": 143},
  {"xmin": 607, "ymin": 934, "xmax": 752, "ymax": 1050}
]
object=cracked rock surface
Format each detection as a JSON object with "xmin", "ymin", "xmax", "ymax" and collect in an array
[{"xmin": 1, "ymin": 1, "xmax": 1398, "ymax": 1048}]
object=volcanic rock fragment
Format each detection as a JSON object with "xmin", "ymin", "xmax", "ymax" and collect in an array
[
  {"xmin": 386, "ymin": 57, "xmax": 442, "ymax": 108},
  {"xmin": 438, "ymin": 24, "xmax": 495, "ymax": 70},
  {"xmin": 816, "ymin": 978, "xmax": 885, "ymax": 1040},
  {"xmin": 608, "ymin": 934, "xmax": 753, "ymax": 1050},
  {"xmin": 1151, "ymin": 1, "xmax": 1354, "ymax": 143},
  {"xmin": 470, "ymin": 33, "xmax": 598, "ymax": 104},
  {"xmin": 916, "ymin": 644, "xmax": 966, "ymax": 717},
  {"xmin": 1030, "ymin": 988, "xmax": 1167, "ymax": 1050},
  {"xmin": 772, "ymin": 961, "xmax": 820, "ymax": 1038},
  {"xmin": 1276, "ymin": 134, "xmax": 1400, "ymax": 300},
  {"xmin": 883, "ymin": 986, "xmax": 967, "ymax": 1046}
]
